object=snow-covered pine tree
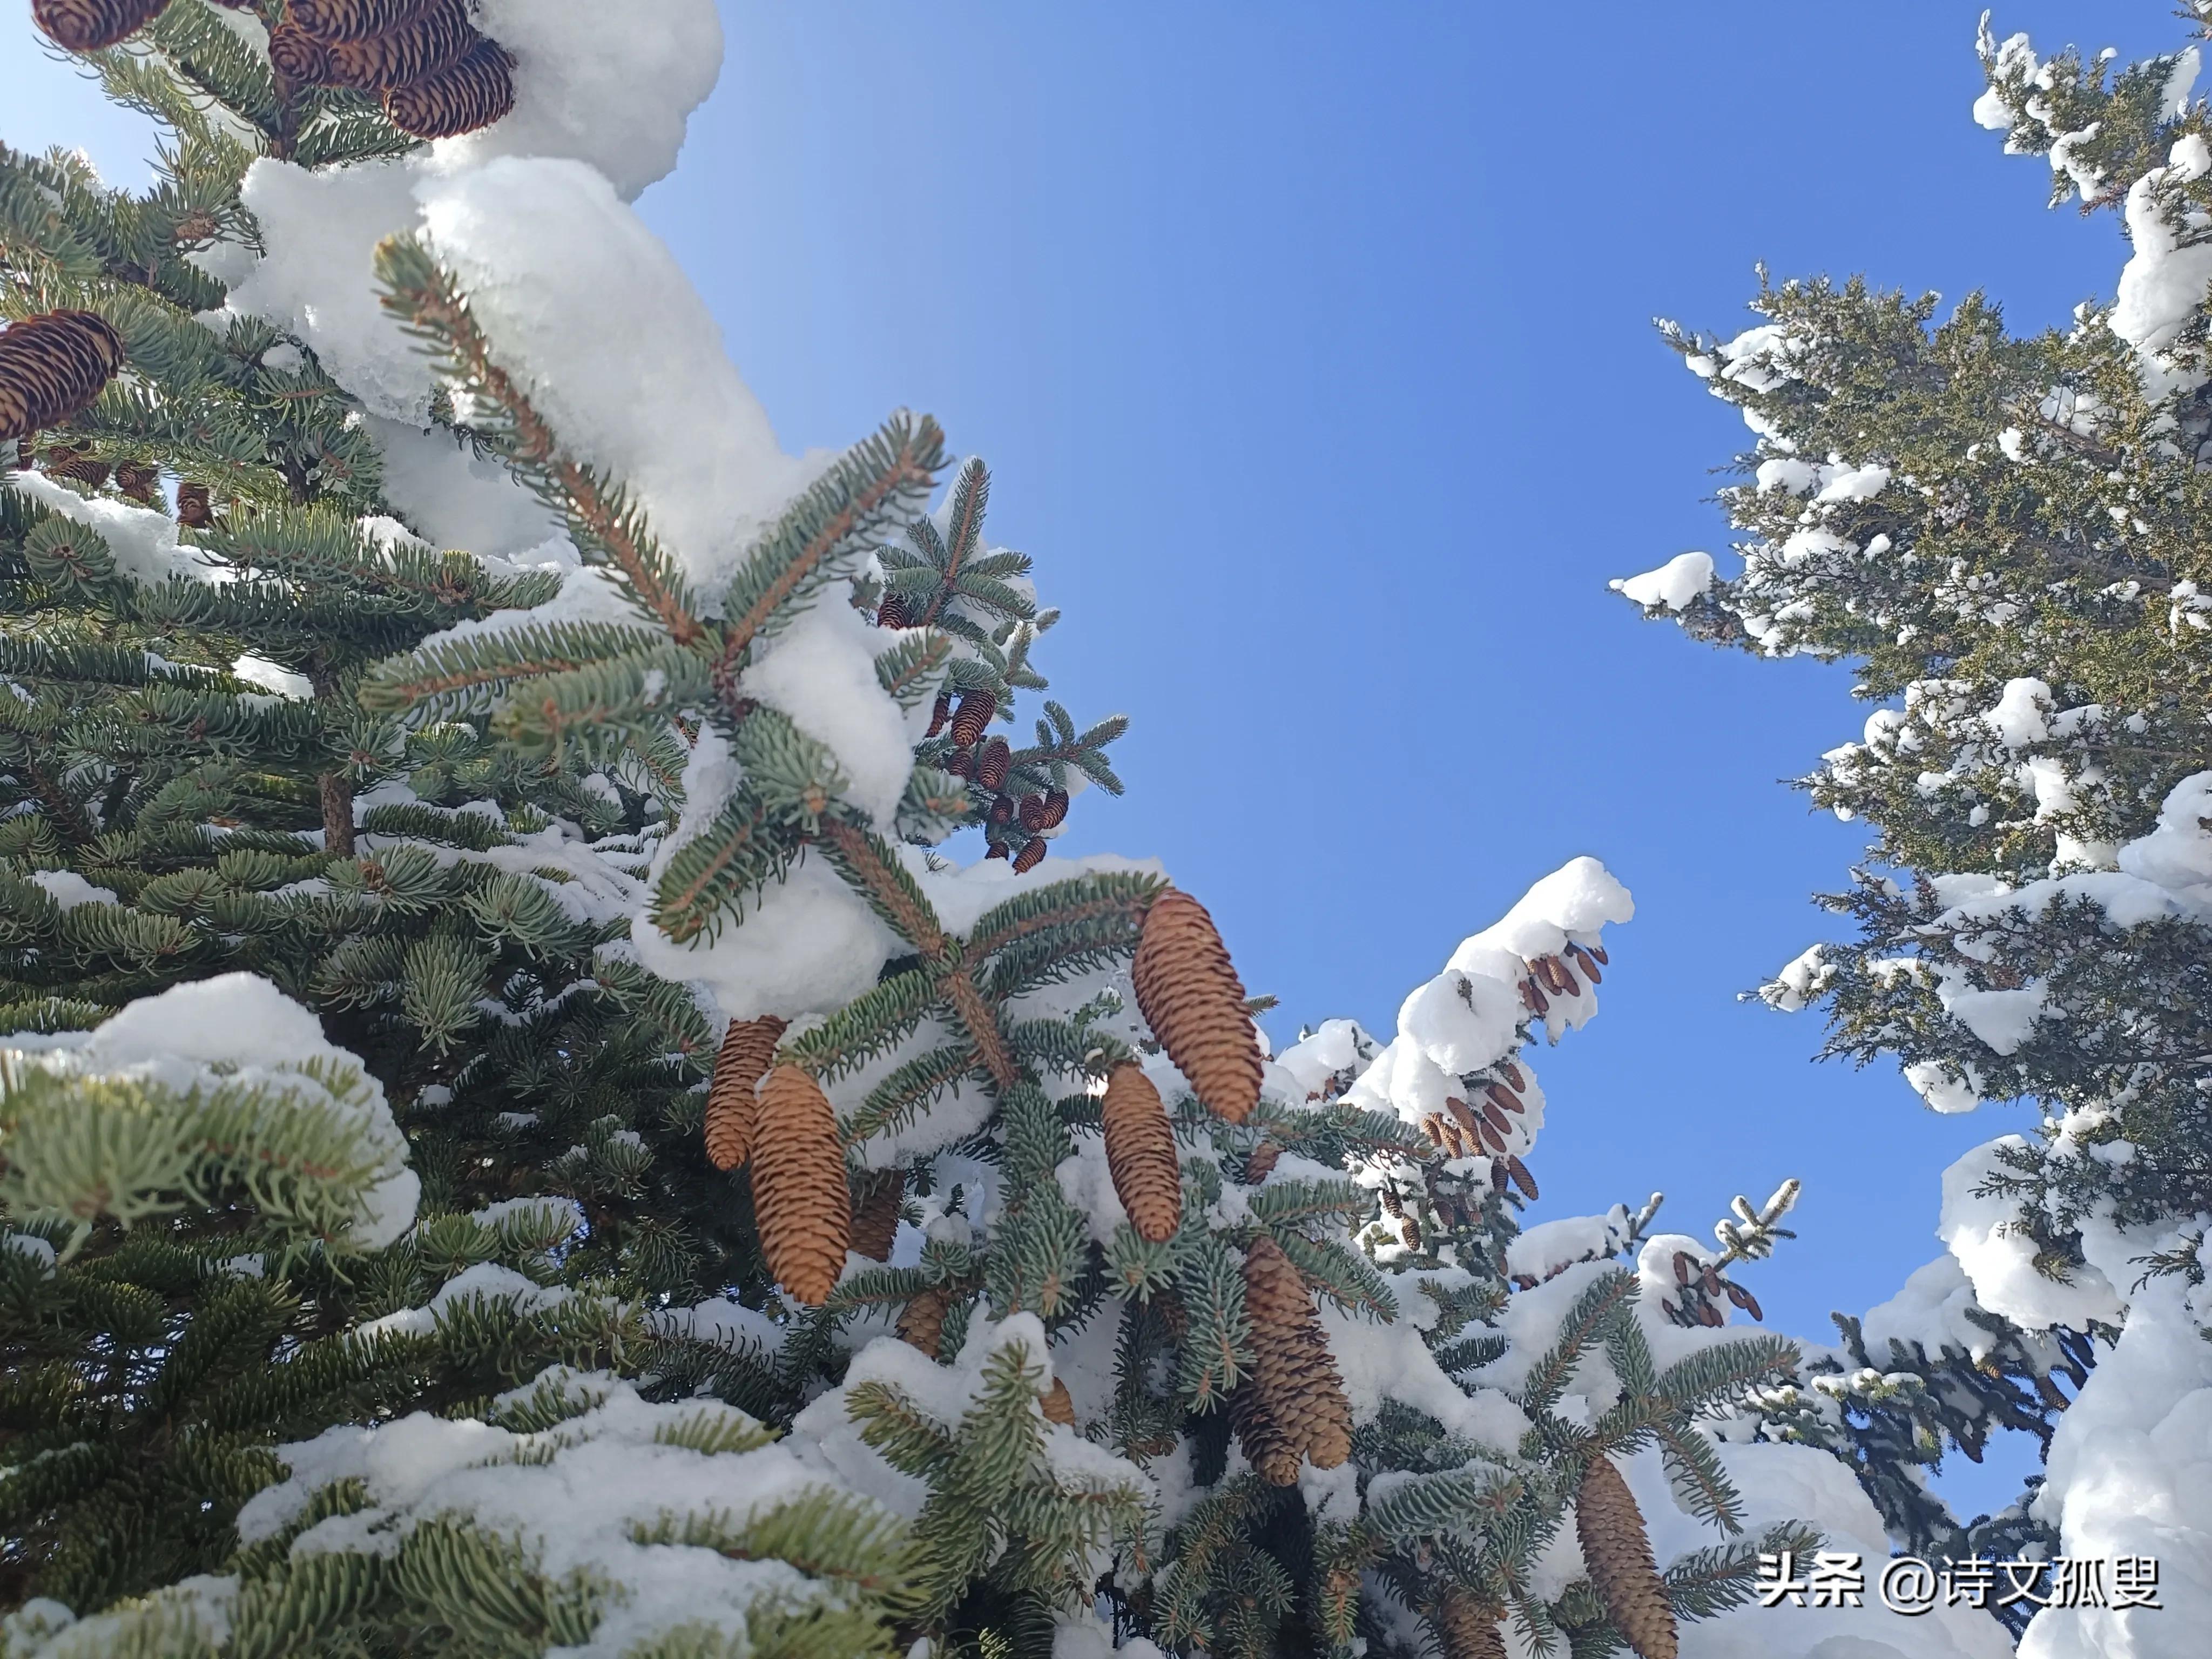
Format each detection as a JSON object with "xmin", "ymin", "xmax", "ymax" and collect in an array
[
  {"xmin": 1617, "ymin": 8, "xmax": 2212, "ymax": 1654},
  {"xmin": 1, "ymin": 6, "xmax": 2029, "ymax": 1659}
]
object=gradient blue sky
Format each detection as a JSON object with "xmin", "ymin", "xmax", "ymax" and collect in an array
[{"xmin": 2, "ymin": 1, "xmax": 2187, "ymax": 1515}]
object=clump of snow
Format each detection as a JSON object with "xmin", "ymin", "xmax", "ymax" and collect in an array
[
  {"xmin": 3, "ymin": 471, "xmax": 209, "ymax": 587},
  {"xmin": 1611, "ymin": 550, "xmax": 1715, "ymax": 611},
  {"xmin": 2112, "ymin": 135, "xmax": 2212, "ymax": 381},
  {"xmin": 740, "ymin": 590, "xmax": 916, "ymax": 827},
  {"xmin": 27, "ymin": 870, "xmax": 116, "ymax": 911},
  {"xmin": 1506, "ymin": 1209, "xmax": 1636, "ymax": 1282},
  {"xmin": 364, "ymin": 414, "xmax": 563, "ymax": 557},
  {"xmin": 1861, "ymin": 1253, "xmax": 2001, "ymax": 1364},
  {"xmin": 1938, "ymin": 1137, "xmax": 2122, "ymax": 1331},
  {"xmin": 1904, "ymin": 1058, "xmax": 1987, "ymax": 1115},
  {"xmin": 231, "ymin": 654, "xmax": 313, "ymax": 700}
]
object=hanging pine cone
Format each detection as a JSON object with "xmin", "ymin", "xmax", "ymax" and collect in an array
[
  {"xmin": 1506, "ymin": 1154, "xmax": 1539, "ymax": 1201},
  {"xmin": 702, "ymin": 1014, "xmax": 786, "ymax": 1172},
  {"xmin": 850, "ymin": 1168, "xmax": 904, "ymax": 1262},
  {"xmin": 1486, "ymin": 1082, "xmax": 1523, "ymax": 1116},
  {"xmin": 1011, "ymin": 837, "xmax": 1046, "ymax": 874},
  {"xmin": 1588, "ymin": 942, "xmax": 1609, "ymax": 966},
  {"xmin": 267, "ymin": 19, "xmax": 333, "ymax": 83},
  {"xmin": 1432, "ymin": 1591, "xmax": 1509, "ymax": 1659},
  {"xmin": 288, "ymin": 0, "xmax": 430, "ymax": 39},
  {"xmin": 1724, "ymin": 1281, "xmax": 1764, "ymax": 1321},
  {"xmin": 1240, "ymin": 1232, "xmax": 1353, "ymax": 1480},
  {"xmin": 382, "ymin": 37, "xmax": 515, "ymax": 138},
  {"xmin": 987, "ymin": 793, "xmax": 1014, "ymax": 826},
  {"xmin": 1446, "ymin": 1097, "xmax": 1482, "ymax": 1145},
  {"xmin": 943, "ymin": 747, "xmax": 973, "ymax": 778},
  {"xmin": 1522, "ymin": 975, "xmax": 1550, "ymax": 1016},
  {"xmin": 1016, "ymin": 793, "xmax": 1048, "ymax": 832},
  {"xmin": 1497, "ymin": 1059, "xmax": 1525, "ymax": 1091},
  {"xmin": 1489, "ymin": 1157, "xmax": 1510, "ymax": 1196},
  {"xmin": 44, "ymin": 451, "xmax": 109, "ymax": 488},
  {"xmin": 984, "ymin": 840, "xmax": 1010, "ymax": 860},
  {"xmin": 174, "ymin": 481, "xmax": 213, "ymax": 528},
  {"xmin": 0, "ymin": 309, "xmax": 125, "ymax": 441},
  {"xmin": 112, "ymin": 460, "xmax": 159, "ymax": 504},
  {"xmin": 925, "ymin": 691, "xmax": 952, "ymax": 738},
  {"xmin": 1577, "ymin": 1455, "xmax": 1678, "ymax": 1659},
  {"xmin": 1378, "ymin": 1184, "xmax": 1404, "ymax": 1219},
  {"xmin": 1102, "ymin": 1062, "xmax": 1182, "ymax": 1244},
  {"xmin": 1480, "ymin": 1097, "xmax": 1513, "ymax": 1136},
  {"xmin": 1231, "ymin": 1378, "xmax": 1304, "ymax": 1486},
  {"xmin": 1040, "ymin": 1378, "xmax": 1076, "ymax": 1427},
  {"xmin": 749, "ymin": 1065, "xmax": 851, "ymax": 1306},
  {"xmin": 31, "ymin": 0, "xmax": 168, "ymax": 51},
  {"xmin": 975, "ymin": 736, "xmax": 1011, "ymax": 793},
  {"xmin": 1568, "ymin": 942, "xmax": 1603, "ymax": 983},
  {"xmin": 875, "ymin": 590, "xmax": 911, "ymax": 629},
  {"xmin": 948, "ymin": 686, "xmax": 993, "ymax": 747},
  {"xmin": 897, "ymin": 1283, "xmax": 952, "ymax": 1358},
  {"xmin": 1244, "ymin": 1139, "xmax": 1282, "ymax": 1183},
  {"xmin": 1132, "ymin": 889, "xmax": 1263, "ymax": 1124},
  {"xmin": 1040, "ymin": 786, "xmax": 1069, "ymax": 828},
  {"xmin": 1400, "ymin": 1216, "xmax": 1422, "ymax": 1251}
]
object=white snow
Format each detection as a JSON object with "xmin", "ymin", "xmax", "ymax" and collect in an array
[
  {"xmin": 1938, "ymin": 1137, "xmax": 2122, "ymax": 1331},
  {"xmin": 3, "ymin": 471, "xmax": 209, "ymax": 587},
  {"xmin": 231, "ymin": 654, "xmax": 313, "ymax": 700},
  {"xmin": 740, "ymin": 591, "xmax": 916, "ymax": 827},
  {"xmin": 1613, "ymin": 550, "xmax": 1715, "ymax": 611},
  {"xmin": 28, "ymin": 870, "xmax": 116, "ymax": 911},
  {"xmin": 1860, "ymin": 1253, "xmax": 2001, "ymax": 1364}
]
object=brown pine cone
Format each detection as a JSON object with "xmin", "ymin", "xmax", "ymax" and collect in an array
[
  {"xmin": 1522, "ymin": 975, "xmax": 1549, "ymax": 1016},
  {"xmin": 1242, "ymin": 1232, "xmax": 1353, "ymax": 1475},
  {"xmin": 1496, "ymin": 1059, "xmax": 1526, "ymax": 1091},
  {"xmin": 750, "ymin": 1065, "xmax": 851, "ymax": 1306},
  {"xmin": 0, "ymin": 310, "xmax": 125, "ymax": 440},
  {"xmin": 1040, "ymin": 786, "xmax": 1070, "ymax": 828},
  {"xmin": 31, "ymin": 0, "xmax": 168, "ymax": 51},
  {"xmin": 1231, "ymin": 1378, "xmax": 1304, "ymax": 1486},
  {"xmin": 987, "ymin": 793, "xmax": 1014, "ymax": 826},
  {"xmin": 1378, "ymin": 1184, "xmax": 1404, "ymax": 1219},
  {"xmin": 943, "ymin": 747, "xmax": 973, "ymax": 778},
  {"xmin": 1102, "ymin": 1062, "xmax": 1182, "ymax": 1244},
  {"xmin": 850, "ymin": 1168, "xmax": 904, "ymax": 1261},
  {"xmin": 1011, "ymin": 837, "xmax": 1046, "ymax": 874},
  {"xmin": 1506, "ymin": 1155, "xmax": 1539, "ymax": 1201},
  {"xmin": 897, "ymin": 1283, "xmax": 952, "ymax": 1359},
  {"xmin": 382, "ymin": 37, "xmax": 515, "ymax": 139},
  {"xmin": 1588, "ymin": 942, "xmax": 1609, "ymax": 966},
  {"xmin": 1577, "ymin": 1454, "xmax": 1678, "ymax": 1659},
  {"xmin": 875, "ymin": 590, "xmax": 911, "ymax": 629},
  {"xmin": 1432, "ymin": 1590, "xmax": 1509, "ymax": 1659},
  {"xmin": 175, "ymin": 481, "xmax": 213, "ymax": 528},
  {"xmin": 984, "ymin": 840, "xmax": 1010, "ymax": 860},
  {"xmin": 1568, "ymin": 942, "xmax": 1604, "ymax": 983},
  {"xmin": 44, "ymin": 451, "xmax": 109, "ymax": 488},
  {"xmin": 925, "ymin": 690, "xmax": 952, "ymax": 738},
  {"xmin": 948, "ymin": 686, "xmax": 994, "ymax": 747},
  {"xmin": 1040, "ymin": 1378, "xmax": 1076, "ymax": 1426},
  {"xmin": 1486, "ymin": 1082, "xmax": 1523, "ymax": 1116},
  {"xmin": 112, "ymin": 460, "xmax": 159, "ymax": 503},
  {"xmin": 1489, "ymin": 1158, "xmax": 1510, "ymax": 1196},
  {"xmin": 288, "ymin": 0, "xmax": 431, "ymax": 39},
  {"xmin": 1132, "ymin": 889, "xmax": 1263, "ymax": 1124},
  {"xmin": 975, "ymin": 736, "xmax": 1011, "ymax": 793},
  {"xmin": 702, "ymin": 1014, "xmax": 786, "ymax": 1172},
  {"xmin": 1400, "ymin": 1217, "xmax": 1422, "ymax": 1250},
  {"xmin": 267, "ymin": 19, "xmax": 332, "ymax": 83},
  {"xmin": 1244, "ymin": 1139, "xmax": 1282, "ymax": 1183},
  {"xmin": 1480, "ymin": 1097, "xmax": 1512, "ymax": 1136},
  {"xmin": 1446, "ymin": 1097, "xmax": 1482, "ymax": 1144},
  {"xmin": 1016, "ymin": 793, "xmax": 1048, "ymax": 832}
]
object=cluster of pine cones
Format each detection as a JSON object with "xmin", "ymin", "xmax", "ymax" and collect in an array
[
  {"xmin": 1415, "ymin": 1051, "xmax": 1539, "ymax": 1198},
  {"xmin": 915, "ymin": 680, "xmax": 1066, "ymax": 873},
  {"xmin": 1664, "ymin": 1247, "xmax": 1763, "ymax": 1326}
]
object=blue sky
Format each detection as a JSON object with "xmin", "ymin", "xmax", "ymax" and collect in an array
[{"xmin": 2, "ymin": 1, "xmax": 2188, "ymax": 1517}]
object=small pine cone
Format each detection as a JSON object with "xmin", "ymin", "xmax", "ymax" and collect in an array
[
  {"xmin": 1102, "ymin": 1062, "xmax": 1182, "ymax": 1244},
  {"xmin": 975, "ymin": 736, "xmax": 1011, "ymax": 793},
  {"xmin": 1244, "ymin": 1139, "xmax": 1282, "ymax": 1183},
  {"xmin": 1243, "ymin": 1232, "xmax": 1353, "ymax": 1473},
  {"xmin": 1731, "ymin": 1284, "xmax": 1763, "ymax": 1321},
  {"xmin": 1040, "ymin": 786, "xmax": 1069, "ymax": 828},
  {"xmin": 948, "ymin": 686, "xmax": 993, "ymax": 747},
  {"xmin": 1700, "ymin": 1263, "xmax": 1723, "ymax": 1297},
  {"xmin": 925, "ymin": 691, "xmax": 952, "ymax": 738},
  {"xmin": 897, "ymin": 1283, "xmax": 952, "ymax": 1359},
  {"xmin": 0, "ymin": 309, "xmax": 125, "ymax": 440},
  {"xmin": 1673, "ymin": 1251, "xmax": 1696, "ymax": 1285},
  {"xmin": 1379, "ymin": 1184, "xmax": 1404, "ymax": 1219},
  {"xmin": 1576, "ymin": 1454, "xmax": 1678, "ymax": 1659},
  {"xmin": 1506, "ymin": 1155, "xmax": 1538, "ymax": 1201},
  {"xmin": 1400, "ymin": 1217, "xmax": 1422, "ymax": 1250},
  {"xmin": 1231, "ymin": 1379, "xmax": 1304, "ymax": 1486},
  {"xmin": 850, "ymin": 1168, "xmax": 905, "ymax": 1261},
  {"xmin": 1040, "ymin": 1378, "xmax": 1076, "ymax": 1426},
  {"xmin": 1017, "ymin": 793, "xmax": 1048, "ymax": 832},
  {"xmin": 984, "ymin": 839, "xmax": 1010, "ymax": 860},
  {"xmin": 1011, "ymin": 837, "xmax": 1046, "ymax": 874},
  {"xmin": 1588, "ymin": 942, "xmax": 1609, "ymax": 966},
  {"xmin": 875, "ymin": 590, "xmax": 911, "ymax": 629},
  {"xmin": 382, "ymin": 37, "xmax": 515, "ymax": 139},
  {"xmin": 1697, "ymin": 1299, "xmax": 1725, "ymax": 1328},
  {"xmin": 113, "ymin": 460, "xmax": 159, "ymax": 503},
  {"xmin": 288, "ymin": 0, "xmax": 431, "ymax": 40},
  {"xmin": 1432, "ymin": 1590, "xmax": 1509, "ymax": 1659},
  {"xmin": 267, "ymin": 19, "xmax": 332, "ymax": 82},
  {"xmin": 31, "ymin": 0, "xmax": 169, "ymax": 51},
  {"xmin": 45, "ymin": 453, "xmax": 110, "ymax": 488},
  {"xmin": 988, "ymin": 793, "xmax": 1014, "ymax": 826},
  {"xmin": 703, "ymin": 1014, "xmax": 786, "ymax": 1172},
  {"xmin": 1132, "ymin": 889, "xmax": 1263, "ymax": 1124},
  {"xmin": 1568, "ymin": 942, "xmax": 1603, "ymax": 983},
  {"xmin": 1522, "ymin": 975, "xmax": 1549, "ymax": 1016},
  {"xmin": 1489, "ymin": 1158, "xmax": 1509, "ymax": 1196},
  {"xmin": 1497, "ymin": 1059, "xmax": 1526, "ymax": 1091},
  {"xmin": 175, "ymin": 481, "xmax": 213, "ymax": 528},
  {"xmin": 750, "ymin": 1065, "xmax": 852, "ymax": 1306},
  {"xmin": 1442, "ymin": 1120, "xmax": 1471, "ymax": 1159}
]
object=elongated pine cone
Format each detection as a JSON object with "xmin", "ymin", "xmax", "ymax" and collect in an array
[
  {"xmin": 948, "ymin": 686, "xmax": 993, "ymax": 747},
  {"xmin": 288, "ymin": 0, "xmax": 430, "ymax": 39},
  {"xmin": 1577, "ymin": 1454, "xmax": 1678, "ymax": 1659},
  {"xmin": 32, "ymin": 0, "xmax": 168, "ymax": 51},
  {"xmin": 1040, "ymin": 1378, "xmax": 1076, "ymax": 1426},
  {"xmin": 750, "ymin": 1065, "xmax": 851, "ymax": 1306},
  {"xmin": 1133, "ymin": 890, "xmax": 1262, "ymax": 1124},
  {"xmin": 926, "ymin": 691, "xmax": 952, "ymax": 738},
  {"xmin": 702, "ymin": 1014, "xmax": 786, "ymax": 1172},
  {"xmin": 382, "ymin": 37, "xmax": 515, "ymax": 138},
  {"xmin": 1102, "ymin": 1062, "xmax": 1182, "ymax": 1244},
  {"xmin": 1231, "ymin": 1378, "xmax": 1303, "ymax": 1485},
  {"xmin": 1239, "ymin": 1232, "xmax": 1353, "ymax": 1482},
  {"xmin": 1011, "ymin": 837, "xmax": 1046, "ymax": 874},
  {"xmin": 1432, "ymin": 1591, "xmax": 1509, "ymax": 1659},
  {"xmin": 266, "ymin": 19, "xmax": 332, "ymax": 83},
  {"xmin": 975, "ymin": 735, "xmax": 1011, "ymax": 793},
  {"xmin": 0, "ymin": 310, "xmax": 124, "ymax": 441},
  {"xmin": 1506, "ymin": 1154, "xmax": 1539, "ymax": 1201},
  {"xmin": 897, "ymin": 1282, "xmax": 952, "ymax": 1358},
  {"xmin": 325, "ymin": 0, "xmax": 473, "ymax": 87},
  {"xmin": 851, "ymin": 1168, "xmax": 905, "ymax": 1261}
]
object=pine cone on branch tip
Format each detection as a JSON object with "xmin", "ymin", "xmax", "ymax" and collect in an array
[
  {"xmin": 702, "ymin": 1015, "xmax": 785, "ymax": 1172},
  {"xmin": 1102, "ymin": 1062, "xmax": 1182, "ymax": 1244},
  {"xmin": 975, "ymin": 736, "xmax": 1011, "ymax": 793},
  {"xmin": 113, "ymin": 460, "xmax": 158, "ymax": 503},
  {"xmin": 1496, "ymin": 1059, "xmax": 1525, "ymax": 1091},
  {"xmin": 1506, "ymin": 1155, "xmax": 1537, "ymax": 1201},
  {"xmin": 896, "ymin": 1283, "xmax": 953, "ymax": 1358},
  {"xmin": 1489, "ymin": 1157, "xmax": 1509, "ymax": 1196},
  {"xmin": 0, "ymin": 309, "xmax": 125, "ymax": 441},
  {"xmin": 1400, "ymin": 1217, "xmax": 1422, "ymax": 1250},
  {"xmin": 382, "ymin": 37, "xmax": 515, "ymax": 139},
  {"xmin": 749, "ymin": 1065, "xmax": 851, "ymax": 1306},
  {"xmin": 948, "ymin": 687, "xmax": 993, "ymax": 747},
  {"xmin": 1011, "ymin": 837, "xmax": 1046, "ymax": 874},
  {"xmin": 1132, "ymin": 889, "xmax": 1263, "ymax": 1125},
  {"xmin": 31, "ymin": 0, "xmax": 168, "ymax": 51},
  {"xmin": 288, "ymin": 0, "xmax": 433, "ymax": 39},
  {"xmin": 1244, "ymin": 1139, "xmax": 1282, "ymax": 1183},
  {"xmin": 1485, "ymin": 1083, "xmax": 1523, "ymax": 1117},
  {"xmin": 1432, "ymin": 1591, "xmax": 1509, "ymax": 1659}
]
